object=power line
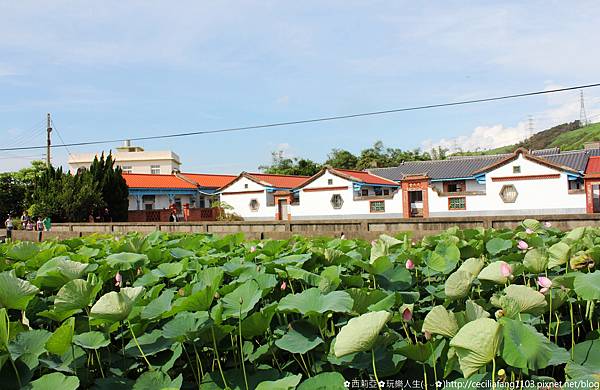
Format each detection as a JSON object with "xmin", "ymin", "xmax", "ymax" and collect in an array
[
  {"xmin": 2, "ymin": 82, "xmax": 600, "ymax": 152},
  {"xmin": 50, "ymin": 119, "xmax": 73, "ymax": 158}
]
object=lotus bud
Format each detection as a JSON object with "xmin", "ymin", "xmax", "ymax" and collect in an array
[
  {"xmin": 424, "ymin": 330, "xmax": 432, "ymax": 340},
  {"xmin": 214, "ymin": 292, "xmax": 220, "ymax": 299},
  {"xmin": 250, "ymin": 246, "xmax": 256, "ymax": 253},
  {"xmin": 544, "ymin": 221, "xmax": 552, "ymax": 228},
  {"xmin": 402, "ymin": 308, "xmax": 412, "ymax": 322},
  {"xmin": 588, "ymin": 261, "xmax": 595, "ymax": 269},
  {"xmin": 405, "ymin": 259, "xmax": 415, "ymax": 270},
  {"xmin": 371, "ymin": 240, "xmax": 377, "ymax": 246},
  {"xmin": 114, "ymin": 272, "xmax": 122, "ymax": 287},
  {"xmin": 500, "ymin": 262, "xmax": 512, "ymax": 278},
  {"xmin": 495, "ymin": 309, "xmax": 504, "ymax": 319},
  {"xmin": 497, "ymin": 369, "xmax": 506, "ymax": 380},
  {"xmin": 136, "ymin": 267, "xmax": 142, "ymax": 276},
  {"xmin": 281, "ymin": 281, "xmax": 287, "ymax": 290},
  {"xmin": 517, "ymin": 240, "xmax": 529, "ymax": 250},
  {"xmin": 525, "ymin": 228, "xmax": 534, "ymax": 234}
]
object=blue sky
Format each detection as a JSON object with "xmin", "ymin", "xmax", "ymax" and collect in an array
[{"xmin": 1, "ymin": 1, "xmax": 600, "ymax": 173}]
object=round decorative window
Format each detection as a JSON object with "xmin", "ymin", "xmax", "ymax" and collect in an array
[
  {"xmin": 249, "ymin": 199, "xmax": 260, "ymax": 211},
  {"xmin": 330, "ymin": 194, "xmax": 344, "ymax": 209},
  {"xmin": 499, "ymin": 185, "xmax": 518, "ymax": 203}
]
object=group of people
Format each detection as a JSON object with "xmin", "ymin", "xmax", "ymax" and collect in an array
[{"xmin": 4, "ymin": 211, "xmax": 51, "ymax": 240}]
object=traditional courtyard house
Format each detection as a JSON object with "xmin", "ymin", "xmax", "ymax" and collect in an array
[
  {"xmin": 290, "ymin": 167, "xmax": 402, "ymax": 219},
  {"xmin": 217, "ymin": 173, "xmax": 310, "ymax": 220},
  {"xmin": 371, "ymin": 148, "xmax": 591, "ymax": 217},
  {"xmin": 122, "ymin": 173, "xmax": 199, "ymax": 220}
]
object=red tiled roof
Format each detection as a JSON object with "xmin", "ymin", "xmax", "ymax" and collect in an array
[
  {"xmin": 180, "ymin": 173, "xmax": 237, "ymax": 188},
  {"xmin": 586, "ymin": 156, "xmax": 600, "ymax": 174},
  {"xmin": 333, "ymin": 168, "xmax": 399, "ymax": 185},
  {"xmin": 246, "ymin": 173, "xmax": 310, "ymax": 188},
  {"xmin": 122, "ymin": 173, "xmax": 197, "ymax": 189}
]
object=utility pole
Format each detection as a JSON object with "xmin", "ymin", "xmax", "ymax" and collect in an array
[
  {"xmin": 46, "ymin": 113, "xmax": 52, "ymax": 167},
  {"xmin": 580, "ymin": 90, "xmax": 589, "ymax": 126}
]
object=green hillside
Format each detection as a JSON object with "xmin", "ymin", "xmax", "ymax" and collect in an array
[{"xmin": 455, "ymin": 120, "xmax": 600, "ymax": 156}]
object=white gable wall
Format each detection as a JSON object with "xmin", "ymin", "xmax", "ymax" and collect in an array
[
  {"xmin": 219, "ymin": 177, "xmax": 274, "ymax": 220},
  {"xmin": 291, "ymin": 170, "xmax": 403, "ymax": 219},
  {"xmin": 428, "ymin": 155, "xmax": 585, "ymax": 216}
]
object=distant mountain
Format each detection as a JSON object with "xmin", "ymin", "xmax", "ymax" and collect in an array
[{"xmin": 456, "ymin": 120, "xmax": 600, "ymax": 156}]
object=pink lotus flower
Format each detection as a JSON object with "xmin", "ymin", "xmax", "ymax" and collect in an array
[
  {"xmin": 538, "ymin": 276, "xmax": 552, "ymax": 294},
  {"xmin": 280, "ymin": 281, "xmax": 287, "ymax": 290},
  {"xmin": 517, "ymin": 240, "xmax": 529, "ymax": 250},
  {"xmin": 250, "ymin": 246, "xmax": 256, "ymax": 253},
  {"xmin": 525, "ymin": 228, "xmax": 534, "ymax": 234},
  {"xmin": 544, "ymin": 222, "xmax": 552, "ymax": 228},
  {"xmin": 500, "ymin": 262, "xmax": 512, "ymax": 277},
  {"xmin": 371, "ymin": 240, "xmax": 377, "ymax": 246},
  {"xmin": 402, "ymin": 307, "xmax": 412, "ymax": 322},
  {"xmin": 114, "ymin": 272, "xmax": 122, "ymax": 288},
  {"xmin": 405, "ymin": 259, "xmax": 415, "ymax": 270}
]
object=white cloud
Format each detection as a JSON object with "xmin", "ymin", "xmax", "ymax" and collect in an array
[{"xmin": 423, "ymin": 90, "xmax": 600, "ymax": 153}]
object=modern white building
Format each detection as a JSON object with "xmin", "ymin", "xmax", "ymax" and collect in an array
[{"xmin": 68, "ymin": 140, "xmax": 181, "ymax": 175}]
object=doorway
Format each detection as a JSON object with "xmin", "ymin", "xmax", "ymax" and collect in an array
[
  {"xmin": 277, "ymin": 199, "xmax": 289, "ymax": 221},
  {"xmin": 408, "ymin": 191, "xmax": 424, "ymax": 217},
  {"xmin": 593, "ymin": 184, "xmax": 600, "ymax": 213}
]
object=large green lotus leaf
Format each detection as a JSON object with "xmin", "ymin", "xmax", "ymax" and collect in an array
[
  {"xmin": 458, "ymin": 258, "xmax": 485, "ymax": 277},
  {"xmin": 278, "ymin": 288, "xmax": 353, "ymax": 316},
  {"xmin": 162, "ymin": 311, "xmax": 211, "ymax": 341},
  {"xmin": 241, "ymin": 302, "xmax": 277, "ymax": 339},
  {"xmin": 133, "ymin": 371, "xmax": 183, "ymax": 390},
  {"xmin": 334, "ymin": 310, "xmax": 391, "ymax": 357},
  {"xmin": 486, "ymin": 238, "xmax": 512, "ymax": 255},
  {"xmin": 396, "ymin": 341, "xmax": 434, "ymax": 363},
  {"xmin": 125, "ymin": 329, "xmax": 174, "ymax": 357},
  {"xmin": 275, "ymin": 321, "xmax": 323, "ymax": 354},
  {"xmin": 548, "ymin": 242, "xmax": 571, "ymax": 268},
  {"xmin": 156, "ymin": 262, "xmax": 184, "ymax": 278},
  {"xmin": 8, "ymin": 329, "xmax": 51, "ymax": 368},
  {"xmin": 426, "ymin": 242, "xmax": 460, "ymax": 274},
  {"xmin": 141, "ymin": 290, "xmax": 173, "ymax": 320},
  {"xmin": 221, "ymin": 280, "xmax": 261, "ymax": 320},
  {"xmin": 93, "ymin": 377, "xmax": 135, "ymax": 390},
  {"xmin": 297, "ymin": 372, "xmax": 346, "ymax": 390},
  {"xmin": 6, "ymin": 241, "xmax": 40, "ymax": 261},
  {"xmin": 171, "ymin": 289, "xmax": 214, "ymax": 314},
  {"xmin": 445, "ymin": 270, "xmax": 474, "ymax": 300},
  {"xmin": 370, "ymin": 239, "xmax": 388, "ymax": 263},
  {"xmin": 422, "ymin": 305, "xmax": 459, "ymax": 338},
  {"xmin": 169, "ymin": 247, "xmax": 194, "ymax": 259},
  {"xmin": 522, "ymin": 219, "xmax": 541, "ymax": 231},
  {"xmin": 500, "ymin": 317, "xmax": 568, "ymax": 370},
  {"xmin": 562, "ymin": 227, "xmax": 586, "ymax": 243},
  {"xmin": 502, "ymin": 285, "xmax": 547, "ymax": 314},
  {"xmin": 465, "ymin": 300, "xmax": 490, "ymax": 322},
  {"xmin": 255, "ymin": 374, "xmax": 302, "ymax": 390},
  {"xmin": 54, "ymin": 277, "xmax": 102, "ymax": 311},
  {"xmin": 23, "ymin": 372, "xmax": 79, "ymax": 390},
  {"xmin": 90, "ymin": 288, "xmax": 144, "ymax": 323},
  {"xmin": 367, "ymin": 293, "xmax": 396, "ymax": 312},
  {"xmin": 73, "ymin": 331, "xmax": 110, "ymax": 349},
  {"xmin": 477, "ymin": 261, "xmax": 510, "ymax": 284},
  {"xmin": 449, "ymin": 318, "xmax": 501, "ymax": 378},
  {"xmin": 45, "ymin": 317, "xmax": 75, "ymax": 355},
  {"xmin": 565, "ymin": 339, "xmax": 600, "ymax": 380},
  {"xmin": 105, "ymin": 252, "xmax": 148, "ymax": 270},
  {"xmin": 0, "ymin": 271, "xmax": 39, "ymax": 310},
  {"xmin": 523, "ymin": 248, "xmax": 548, "ymax": 273},
  {"xmin": 286, "ymin": 266, "xmax": 322, "ymax": 287},
  {"xmin": 574, "ymin": 271, "xmax": 600, "ymax": 300},
  {"xmin": 34, "ymin": 256, "xmax": 91, "ymax": 288}
]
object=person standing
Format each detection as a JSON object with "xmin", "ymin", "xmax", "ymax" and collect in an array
[
  {"xmin": 5, "ymin": 215, "xmax": 13, "ymax": 241},
  {"xmin": 169, "ymin": 210, "xmax": 178, "ymax": 222},
  {"xmin": 36, "ymin": 217, "xmax": 44, "ymax": 242},
  {"xmin": 21, "ymin": 211, "xmax": 30, "ymax": 229},
  {"xmin": 43, "ymin": 216, "xmax": 52, "ymax": 232}
]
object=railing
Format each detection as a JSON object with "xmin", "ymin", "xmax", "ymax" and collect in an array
[{"xmin": 128, "ymin": 208, "xmax": 221, "ymax": 222}]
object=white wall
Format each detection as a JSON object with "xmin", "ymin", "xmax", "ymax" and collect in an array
[
  {"xmin": 428, "ymin": 155, "xmax": 585, "ymax": 216},
  {"xmin": 69, "ymin": 150, "xmax": 180, "ymax": 174},
  {"xmin": 291, "ymin": 171, "xmax": 403, "ymax": 219},
  {"xmin": 219, "ymin": 177, "xmax": 275, "ymax": 220}
]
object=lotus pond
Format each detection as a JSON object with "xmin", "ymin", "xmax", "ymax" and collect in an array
[{"xmin": 0, "ymin": 219, "xmax": 599, "ymax": 389}]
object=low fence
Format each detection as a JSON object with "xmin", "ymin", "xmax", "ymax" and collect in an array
[
  {"xmin": 127, "ymin": 207, "xmax": 221, "ymax": 222},
  {"xmin": 10, "ymin": 213, "xmax": 600, "ymax": 242}
]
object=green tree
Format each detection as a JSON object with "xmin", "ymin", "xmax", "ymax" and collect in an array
[
  {"xmin": 88, "ymin": 153, "xmax": 129, "ymax": 221},
  {"xmin": 356, "ymin": 141, "xmax": 390, "ymax": 170},
  {"xmin": 259, "ymin": 150, "xmax": 321, "ymax": 176},
  {"xmin": 0, "ymin": 173, "xmax": 26, "ymax": 219},
  {"xmin": 325, "ymin": 149, "xmax": 358, "ymax": 169}
]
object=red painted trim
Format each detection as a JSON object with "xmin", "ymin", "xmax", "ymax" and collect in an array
[
  {"xmin": 303, "ymin": 186, "xmax": 349, "ymax": 192},
  {"xmin": 491, "ymin": 174, "xmax": 560, "ymax": 182},
  {"xmin": 221, "ymin": 189, "xmax": 265, "ymax": 195},
  {"xmin": 447, "ymin": 196, "xmax": 467, "ymax": 211}
]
